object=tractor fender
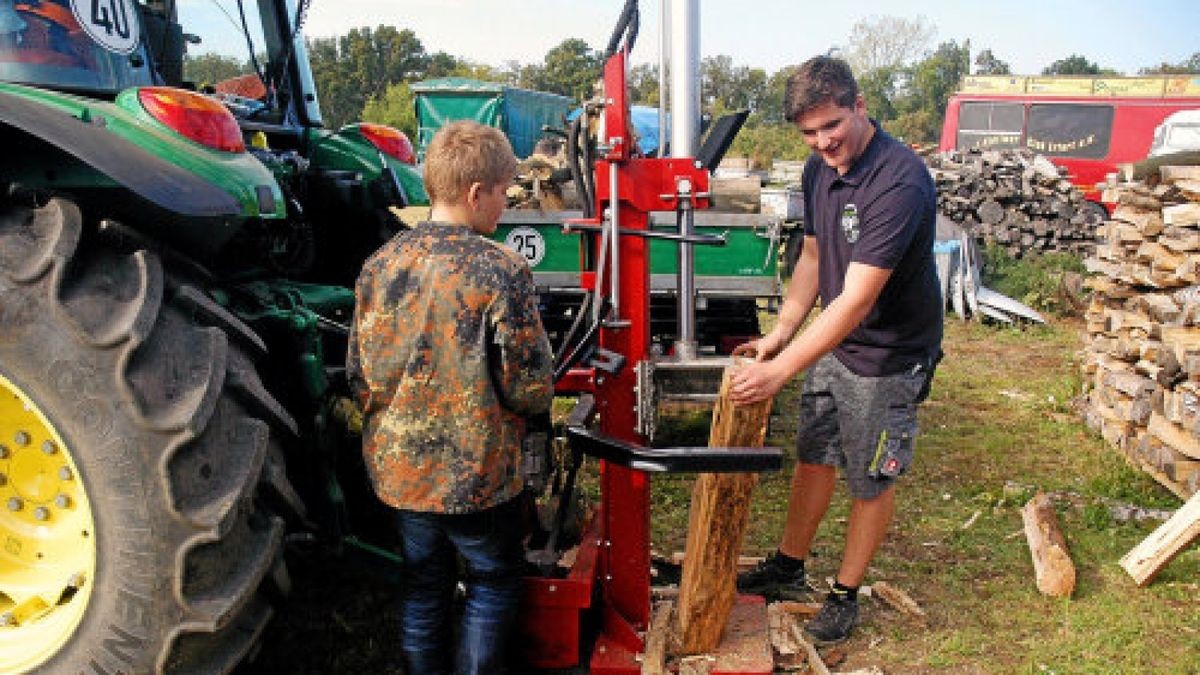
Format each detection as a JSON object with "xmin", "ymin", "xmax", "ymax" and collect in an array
[{"xmin": 0, "ymin": 90, "xmax": 241, "ymax": 217}]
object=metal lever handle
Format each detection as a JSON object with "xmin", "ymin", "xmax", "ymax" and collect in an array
[
  {"xmin": 562, "ymin": 222, "xmax": 726, "ymax": 246},
  {"xmin": 565, "ymin": 426, "xmax": 782, "ymax": 474}
]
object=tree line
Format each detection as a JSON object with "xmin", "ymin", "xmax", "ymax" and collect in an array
[{"xmin": 183, "ymin": 18, "xmax": 1200, "ymax": 168}]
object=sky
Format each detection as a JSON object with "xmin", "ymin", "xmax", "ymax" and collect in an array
[{"xmin": 279, "ymin": 0, "xmax": 1200, "ymax": 77}]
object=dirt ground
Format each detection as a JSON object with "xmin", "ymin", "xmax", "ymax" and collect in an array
[{"xmin": 237, "ymin": 548, "xmax": 404, "ymax": 674}]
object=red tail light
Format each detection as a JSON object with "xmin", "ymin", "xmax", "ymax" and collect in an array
[
  {"xmin": 138, "ymin": 87, "xmax": 246, "ymax": 153},
  {"xmin": 358, "ymin": 123, "xmax": 415, "ymax": 165}
]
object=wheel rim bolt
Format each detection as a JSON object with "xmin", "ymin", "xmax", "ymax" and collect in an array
[
  {"xmin": 33, "ymin": 506, "xmax": 50, "ymax": 521},
  {"xmin": 13, "ymin": 431, "xmax": 30, "ymax": 446},
  {"xmin": 59, "ymin": 466, "xmax": 73, "ymax": 480},
  {"xmin": 42, "ymin": 440, "xmax": 57, "ymax": 455},
  {"xmin": 7, "ymin": 497, "xmax": 22, "ymax": 511},
  {"xmin": 0, "ymin": 473, "xmax": 6, "ymax": 486},
  {"xmin": 55, "ymin": 494, "xmax": 71, "ymax": 509}
]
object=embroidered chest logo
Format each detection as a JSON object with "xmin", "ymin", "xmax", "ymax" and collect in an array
[{"xmin": 841, "ymin": 203, "xmax": 860, "ymax": 243}]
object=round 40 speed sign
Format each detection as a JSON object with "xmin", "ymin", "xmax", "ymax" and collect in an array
[
  {"xmin": 69, "ymin": 0, "xmax": 141, "ymax": 55},
  {"xmin": 504, "ymin": 227, "xmax": 547, "ymax": 268}
]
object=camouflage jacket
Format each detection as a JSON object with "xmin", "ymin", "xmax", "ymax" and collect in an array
[{"xmin": 347, "ymin": 222, "xmax": 554, "ymax": 514}]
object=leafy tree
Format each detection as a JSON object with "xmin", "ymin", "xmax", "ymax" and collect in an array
[
  {"xmin": 974, "ymin": 49, "xmax": 1011, "ymax": 75},
  {"xmin": 308, "ymin": 26, "xmax": 428, "ymax": 128},
  {"xmin": 845, "ymin": 15, "xmax": 934, "ymax": 73},
  {"xmin": 701, "ymin": 55, "xmax": 768, "ymax": 115},
  {"xmin": 416, "ymin": 53, "xmax": 501, "ymax": 82},
  {"xmin": 362, "ymin": 82, "xmax": 417, "ymax": 138},
  {"xmin": 628, "ymin": 63, "xmax": 661, "ymax": 106},
  {"xmin": 496, "ymin": 60, "xmax": 530, "ymax": 87},
  {"xmin": 527, "ymin": 38, "xmax": 602, "ymax": 99},
  {"xmin": 425, "ymin": 51, "xmax": 462, "ymax": 79},
  {"xmin": 756, "ymin": 65, "xmax": 798, "ymax": 125},
  {"xmin": 730, "ymin": 123, "xmax": 810, "ymax": 169},
  {"xmin": 340, "ymin": 26, "xmax": 427, "ymax": 100},
  {"xmin": 1042, "ymin": 54, "xmax": 1116, "ymax": 76},
  {"xmin": 892, "ymin": 40, "xmax": 971, "ymax": 142},
  {"xmin": 1139, "ymin": 52, "xmax": 1200, "ymax": 74},
  {"xmin": 857, "ymin": 66, "xmax": 899, "ymax": 122},
  {"xmin": 307, "ymin": 36, "xmax": 356, "ymax": 127},
  {"xmin": 183, "ymin": 53, "xmax": 247, "ymax": 87}
]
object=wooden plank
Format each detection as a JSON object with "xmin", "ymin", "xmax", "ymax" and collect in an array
[
  {"xmin": 675, "ymin": 367, "xmax": 773, "ymax": 655},
  {"xmin": 1160, "ymin": 165, "xmax": 1200, "ymax": 184},
  {"xmin": 1158, "ymin": 227, "xmax": 1200, "ymax": 252},
  {"xmin": 1163, "ymin": 202, "xmax": 1200, "ymax": 228},
  {"xmin": 871, "ymin": 581, "xmax": 926, "ymax": 619},
  {"xmin": 1120, "ymin": 490, "xmax": 1200, "ymax": 586},
  {"xmin": 640, "ymin": 601, "xmax": 674, "ymax": 675},
  {"xmin": 1114, "ymin": 204, "xmax": 1165, "ymax": 236},
  {"xmin": 1122, "ymin": 441, "xmax": 1194, "ymax": 500},
  {"xmin": 788, "ymin": 618, "xmax": 831, "ymax": 675},
  {"xmin": 1020, "ymin": 492, "xmax": 1077, "ymax": 598},
  {"xmin": 1148, "ymin": 411, "xmax": 1200, "ymax": 460},
  {"xmin": 766, "ymin": 602, "xmax": 805, "ymax": 671}
]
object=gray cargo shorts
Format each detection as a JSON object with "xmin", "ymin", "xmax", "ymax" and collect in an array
[{"xmin": 795, "ymin": 353, "xmax": 935, "ymax": 500}]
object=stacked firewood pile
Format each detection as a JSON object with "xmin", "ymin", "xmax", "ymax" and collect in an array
[
  {"xmin": 1081, "ymin": 164, "xmax": 1200, "ymax": 499},
  {"xmin": 927, "ymin": 149, "xmax": 1101, "ymax": 258}
]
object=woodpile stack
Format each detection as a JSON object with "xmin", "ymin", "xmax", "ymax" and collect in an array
[
  {"xmin": 1081, "ymin": 164, "xmax": 1200, "ymax": 499},
  {"xmin": 927, "ymin": 149, "xmax": 1101, "ymax": 258}
]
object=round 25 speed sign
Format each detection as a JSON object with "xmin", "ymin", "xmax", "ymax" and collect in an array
[
  {"xmin": 70, "ymin": 0, "xmax": 141, "ymax": 55},
  {"xmin": 504, "ymin": 227, "xmax": 547, "ymax": 268}
]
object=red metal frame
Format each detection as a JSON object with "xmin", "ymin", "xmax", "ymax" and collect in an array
[{"xmin": 519, "ymin": 49, "xmax": 719, "ymax": 672}]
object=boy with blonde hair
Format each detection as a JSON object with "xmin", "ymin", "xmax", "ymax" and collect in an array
[{"xmin": 348, "ymin": 120, "xmax": 554, "ymax": 674}]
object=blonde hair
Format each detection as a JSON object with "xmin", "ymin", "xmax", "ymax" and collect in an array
[{"xmin": 423, "ymin": 121, "xmax": 518, "ymax": 205}]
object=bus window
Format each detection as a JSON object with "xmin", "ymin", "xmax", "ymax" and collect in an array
[
  {"xmin": 1025, "ymin": 103, "xmax": 1113, "ymax": 159},
  {"xmin": 957, "ymin": 101, "xmax": 1023, "ymax": 150}
]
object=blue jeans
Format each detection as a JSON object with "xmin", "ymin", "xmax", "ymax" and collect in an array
[{"xmin": 394, "ymin": 496, "xmax": 525, "ymax": 675}]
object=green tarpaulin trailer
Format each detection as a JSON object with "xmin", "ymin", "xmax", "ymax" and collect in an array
[{"xmin": 412, "ymin": 77, "xmax": 574, "ymax": 159}]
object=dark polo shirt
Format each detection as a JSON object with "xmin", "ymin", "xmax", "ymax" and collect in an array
[{"xmin": 801, "ymin": 120, "xmax": 942, "ymax": 376}]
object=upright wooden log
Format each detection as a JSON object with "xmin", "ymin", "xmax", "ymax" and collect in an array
[
  {"xmin": 1021, "ymin": 492, "xmax": 1077, "ymax": 598},
  {"xmin": 675, "ymin": 367, "xmax": 773, "ymax": 655}
]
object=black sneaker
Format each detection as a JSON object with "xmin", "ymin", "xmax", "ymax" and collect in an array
[
  {"xmin": 804, "ymin": 591, "xmax": 859, "ymax": 645},
  {"xmin": 735, "ymin": 551, "xmax": 810, "ymax": 600}
]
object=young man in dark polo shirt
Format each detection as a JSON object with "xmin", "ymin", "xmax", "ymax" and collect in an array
[{"xmin": 730, "ymin": 56, "xmax": 942, "ymax": 644}]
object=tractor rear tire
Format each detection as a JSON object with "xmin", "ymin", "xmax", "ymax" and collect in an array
[{"xmin": 0, "ymin": 197, "xmax": 296, "ymax": 674}]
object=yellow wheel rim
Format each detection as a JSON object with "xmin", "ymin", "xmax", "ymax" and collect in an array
[{"xmin": 0, "ymin": 373, "xmax": 97, "ymax": 673}]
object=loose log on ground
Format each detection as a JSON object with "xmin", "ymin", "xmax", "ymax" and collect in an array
[{"xmin": 1021, "ymin": 492, "xmax": 1077, "ymax": 598}]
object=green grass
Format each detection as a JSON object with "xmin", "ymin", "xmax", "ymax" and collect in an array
[{"xmin": 642, "ymin": 318, "xmax": 1200, "ymax": 674}]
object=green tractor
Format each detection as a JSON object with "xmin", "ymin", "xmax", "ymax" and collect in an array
[{"xmin": 0, "ymin": 1, "xmax": 425, "ymax": 671}]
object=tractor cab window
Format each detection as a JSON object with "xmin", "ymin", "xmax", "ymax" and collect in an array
[
  {"xmin": 175, "ymin": 0, "xmax": 294, "ymax": 123},
  {"xmin": 0, "ymin": 0, "xmax": 153, "ymax": 93}
]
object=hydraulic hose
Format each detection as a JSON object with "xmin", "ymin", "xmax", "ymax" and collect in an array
[{"xmin": 604, "ymin": 0, "xmax": 640, "ymax": 58}]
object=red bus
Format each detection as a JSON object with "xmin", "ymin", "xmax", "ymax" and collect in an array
[{"xmin": 939, "ymin": 75, "xmax": 1200, "ymax": 209}]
